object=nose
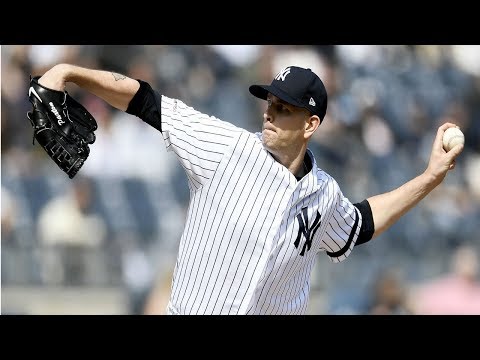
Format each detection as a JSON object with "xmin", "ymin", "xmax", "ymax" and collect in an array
[{"xmin": 264, "ymin": 107, "xmax": 273, "ymax": 123}]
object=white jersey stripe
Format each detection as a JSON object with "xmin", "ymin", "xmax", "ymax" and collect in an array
[
  {"xmin": 211, "ymin": 158, "xmax": 275, "ymax": 313},
  {"xmin": 339, "ymin": 199, "xmax": 356, "ymax": 221},
  {"xmin": 329, "ymin": 221, "xmax": 349, "ymax": 243},
  {"xmin": 166, "ymin": 133, "xmax": 225, "ymax": 156},
  {"xmin": 188, "ymin": 161, "xmax": 259, "ymax": 313},
  {"xmin": 248, "ymin": 193, "xmax": 312, "ymax": 313},
  {"xmin": 242, "ymin": 180, "xmax": 293, "ymax": 314},
  {"xmin": 187, "ymin": 135, "xmax": 258, "ymax": 313},
  {"xmin": 255, "ymin": 192, "xmax": 313, "ymax": 313},
  {"xmin": 316, "ymin": 177, "xmax": 333, "ymax": 252},
  {"xmin": 186, "ymin": 137, "xmax": 259, "ymax": 312},
  {"xmin": 184, "ymin": 172, "xmax": 200, "ymax": 192},
  {"xmin": 274, "ymin": 224, "xmax": 315, "ymax": 314},
  {"xmin": 279, "ymin": 197, "xmax": 319, "ymax": 314},
  {"xmin": 168, "ymin": 142, "xmax": 221, "ymax": 164},
  {"xmin": 180, "ymin": 134, "xmax": 253, "ymax": 312},
  {"xmin": 277, "ymin": 219, "xmax": 295, "ymax": 315},
  {"xmin": 258, "ymin": 201, "xmax": 303, "ymax": 312},
  {"xmin": 320, "ymin": 181, "xmax": 341, "ymax": 251},
  {"xmin": 176, "ymin": 190, "xmax": 209, "ymax": 309},
  {"xmin": 195, "ymin": 129, "xmax": 235, "ymax": 138},
  {"xmin": 216, "ymin": 156, "xmax": 273, "ymax": 313},
  {"xmin": 277, "ymin": 240, "xmax": 302, "ymax": 314},
  {"xmin": 163, "ymin": 120, "xmax": 231, "ymax": 147},
  {"xmin": 162, "ymin": 97, "xmax": 238, "ymax": 188},
  {"xmin": 212, "ymin": 154, "xmax": 271, "ymax": 313},
  {"xmin": 324, "ymin": 227, "xmax": 341, "ymax": 251},
  {"xmin": 190, "ymin": 121, "xmax": 244, "ymax": 133},
  {"xmin": 171, "ymin": 187, "xmax": 204, "ymax": 302},
  {"xmin": 188, "ymin": 137, "xmax": 251, "ymax": 314},
  {"xmin": 226, "ymin": 166, "xmax": 283, "ymax": 314},
  {"xmin": 176, "ymin": 136, "xmax": 247, "ymax": 310},
  {"xmin": 327, "ymin": 208, "xmax": 359, "ymax": 257},
  {"xmin": 202, "ymin": 141, "xmax": 266, "ymax": 313},
  {"xmin": 333, "ymin": 207, "xmax": 356, "ymax": 233},
  {"xmin": 293, "ymin": 265, "xmax": 308, "ymax": 314},
  {"xmin": 168, "ymin": 150, "xmax": 216, "ymax": 174},
  {"xmin": 171, "ymin": 188, "xmax": 202, "ymax": 299},
  {"xmin": 166, "ymin": 99, "xmax": 242, "ymax": 137}
]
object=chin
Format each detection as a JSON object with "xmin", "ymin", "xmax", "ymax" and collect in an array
[
  {"xmin": 263, "ymin": 131, "xmax": 282, "ymax": 151},
  {"xmin": 262, "ymin": 129, "xmax": 275, "ymax": 140},
  {"xmin": 262, "ymin": 139, "xmax": 277, "ymax": 154},
  {"xmin": 262, "ymin": 133, "xmax": 272, "ymax": 147}
]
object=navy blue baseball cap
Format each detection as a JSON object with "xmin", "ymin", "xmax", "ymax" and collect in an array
[{"xmin": 249, "ymin": 66, "xmax": 328, "ymax": 121}]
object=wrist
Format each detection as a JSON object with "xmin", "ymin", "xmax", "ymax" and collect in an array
[
  {"xmin": 38, "ymin": 63, "xmax": 71, "ymax": 91},
  {"xmin": 421, "ymin": 170, "xmax": 443, "ymax": 189},
  {"xmin": 56, "ymin": 63, "xmax": 74, "ymax": 81}
]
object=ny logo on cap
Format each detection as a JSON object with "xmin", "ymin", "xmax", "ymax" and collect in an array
[{"xmin": 274, "ymin": 67, "xmax": 291, "ymax": 82}]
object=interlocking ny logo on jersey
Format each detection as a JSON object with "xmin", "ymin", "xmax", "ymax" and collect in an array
[
  {"xmin": 294, "ymin": 208, "xmax": 322, "ymax": 256},
  {"xmin": 275, "ymin": 67, "xmax": 291, "ymax": 81}
]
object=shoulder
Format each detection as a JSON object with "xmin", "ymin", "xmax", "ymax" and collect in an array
[
  {"xmin": 310, "ymin": 161, "xmax": 346, "ymax": 210},
  {"xmin": 309, "ymin": 152, "xmax": 340, "ymax": 192},
  {"xmin": 317, "ymin": 170, "xmax": 343, "ymax": 204},
  {"xmin": 160, "ymin": 95, "xmax": 186, "ymax": 112},
  {"xmin": 316, "ymin": 168, "xmax": 337, "ymax": 185},
  {"xmin": 162, "ymin": 95, "xmax": 253, "ymax": 135}
]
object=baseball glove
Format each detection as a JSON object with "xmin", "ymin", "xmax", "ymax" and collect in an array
[{"xmin": 27, "ymin": 76, "xmax": 97, "ymax": 179}]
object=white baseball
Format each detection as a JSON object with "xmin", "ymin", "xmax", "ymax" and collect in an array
[{"xmin": 442, "ymin": 127, "xmax": 465, "ymax": 152}]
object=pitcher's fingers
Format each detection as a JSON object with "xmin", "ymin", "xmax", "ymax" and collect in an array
[
  {"xmin": 435, "ymin": 123, "xmax": 459, "ymax": 150},
  {"xmin": 447, "ymin": 143, "xmax": 464, "ymax": 161}
]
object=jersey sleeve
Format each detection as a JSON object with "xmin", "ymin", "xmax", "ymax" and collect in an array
[
  {"xmin": 320, "ymin": 182, "xmax": 362, "ymax": 263},
  {"xmin": 160, "ymin": 95, "xmax": 241, "ymax": 190}
]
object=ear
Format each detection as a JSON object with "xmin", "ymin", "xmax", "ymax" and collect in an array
[{"xmin": 304, "ymin": 115, "xmax": 320, "ymax": 139}]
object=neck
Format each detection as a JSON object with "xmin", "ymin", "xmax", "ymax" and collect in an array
[{"xmin": 270, "ymin": 147, "xmax": 308, "ymax": 178}]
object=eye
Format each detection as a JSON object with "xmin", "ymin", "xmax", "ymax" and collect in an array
[{"xmin": 277, "ymin": 104, "xmax": 290, "ymax": 113}]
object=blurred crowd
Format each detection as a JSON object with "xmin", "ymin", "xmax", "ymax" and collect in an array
[{"xmin": 2, "ymin": 45, "xmax": 480, "ymax": 314}]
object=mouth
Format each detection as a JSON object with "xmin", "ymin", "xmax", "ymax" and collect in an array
[{"xmin": 263, "ymin": 127, "xmax": 276, "ymax": 133}]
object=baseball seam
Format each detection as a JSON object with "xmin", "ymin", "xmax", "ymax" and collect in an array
[{"xmin": 447, "ymin": 135, "xmax": 464, "ymax": 150}]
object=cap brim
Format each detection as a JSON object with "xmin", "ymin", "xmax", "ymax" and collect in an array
[
  {"xmin": 249, "ymin": 84, "xmax": 269, "ymax": 100},
  {"xmin": 249, "ymin": 84, "xmax": 303, "ymax": 108}
]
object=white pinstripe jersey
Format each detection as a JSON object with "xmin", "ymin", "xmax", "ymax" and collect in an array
[{"xmin": 160, "ymin": 95, "xmax": 362, "ymax": 315}]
